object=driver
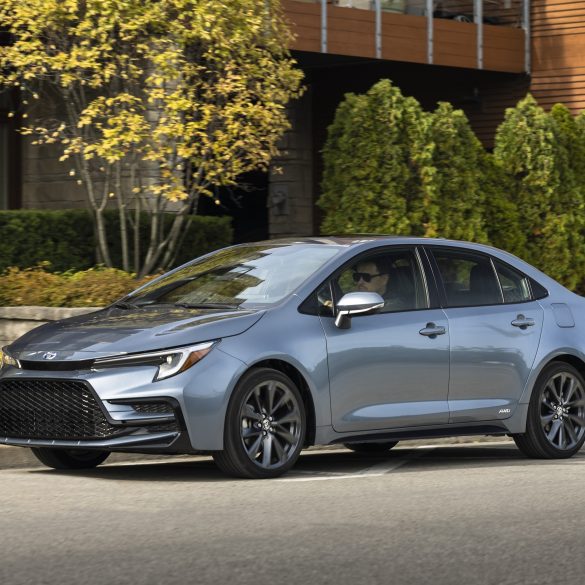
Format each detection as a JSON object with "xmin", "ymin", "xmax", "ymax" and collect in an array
[
  {"xmin": 351, "ymin": 258, "xmax": 407, "ymax": 312},
  {"xmin": 351, "ymin": 259, "xmax": 389, "ymax": 297}
]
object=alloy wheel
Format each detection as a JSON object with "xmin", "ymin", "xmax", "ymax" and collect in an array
[
  {"xmin": 540, "ymin": 372, "xmax": 585, "ymax": 450},
  {"xmin": 239, "ymin": 379, "xmax": 303, "ymax": 470}
]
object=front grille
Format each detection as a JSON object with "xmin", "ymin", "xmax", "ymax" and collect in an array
[
  {"xmin": 0, "ymin": 379, "xmax": 124, "ymax": 440},
  {"xmin": 18, "ymin": 359, "xmax": 94, "ymax": 372}
]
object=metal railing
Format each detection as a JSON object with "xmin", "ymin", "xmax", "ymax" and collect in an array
[{"xmin": 302, "ymin": 0, "xmax": 530, "ymax": 73}]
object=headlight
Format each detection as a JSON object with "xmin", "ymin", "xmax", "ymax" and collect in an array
[
  {"xmin": 0, "ymin": 347, "xmax": 20, "ymax": 370},
  {"xmin": 92, "ymin": 341, "xmax": 216, "ymax": 381}
]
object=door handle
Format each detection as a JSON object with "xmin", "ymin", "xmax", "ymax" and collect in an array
[
  {"xmin": 419, "ymin": 323, "xmax": 446, "ymax": 338},
  {"xmin": 511, "ymin": 315, "xmax": 535, "ymax": 329}
]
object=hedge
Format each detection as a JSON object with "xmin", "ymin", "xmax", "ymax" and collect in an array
[
  {"xmin": 0, "ymin": 209, "xmax": 233, "ymax": 273},
  {"xmin": 0, "ymin": 266, "xmax": 155, "ymax": 307}
]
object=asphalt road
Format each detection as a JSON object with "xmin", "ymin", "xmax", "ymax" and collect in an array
[{"xmin": 2, "ymin": 442, "xmax": 585, "ymax": 585}]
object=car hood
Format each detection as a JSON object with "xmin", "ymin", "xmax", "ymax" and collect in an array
[{"xmin": 9, "ymin": 306, "xmax": 265, "ymax": 361}]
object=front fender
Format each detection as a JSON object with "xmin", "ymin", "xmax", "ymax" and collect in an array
[{"xmin": 218, "ymin": 311, "xmax": 331, "ymax": 428}]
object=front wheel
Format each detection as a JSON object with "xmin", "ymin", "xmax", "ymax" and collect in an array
[
  {"xmin": 31, "ymin": 448, "xmax": 110, "ymax": 470},
  {"xmin": 513, "ymin": 362, "xmax": 585, "ymax": 459},
  {"xmin": 213, "ymin": 368, "xmax": 306, "ymax": 479}
]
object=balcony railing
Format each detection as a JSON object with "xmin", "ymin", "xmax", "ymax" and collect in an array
[{"xmin": 287, "ymin": 0, "xmax": 531, "ymax": 73}]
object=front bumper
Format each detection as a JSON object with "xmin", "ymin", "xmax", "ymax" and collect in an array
[
  {"xmin": 1, "ymin": 432, "xmax": 181, "ymax": 451},
  {"xmin": 0, "ymin": 347, "xmax": 246, "ymax": 452}
]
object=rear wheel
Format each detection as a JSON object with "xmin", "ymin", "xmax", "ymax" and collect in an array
[
  {"xmin": 343, "ymin": 441, "xmax": 398, "ymax": 453},
  {"xmin": 213, "ymin": 368, "xmax": 306, "ymax": 479},
  {"xmin": 31, "ymin": 448, "xmax": 110, "ymax": 470},
  {"xmin": 513, "ymin": 362, "xmax": 585, "ymax": 459}
]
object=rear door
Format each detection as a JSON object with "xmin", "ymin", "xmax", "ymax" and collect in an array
[{"xmin": 425, "ymin": 246, "xmax": 544, "ymax": 423}]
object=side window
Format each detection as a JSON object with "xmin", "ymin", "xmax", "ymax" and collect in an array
[
  {"xmin": 530, "ymin": 278, "xmax": 549, "ymax": 300},
  {"xmin": 330, "ymin": 249, "xmax": 429, "ymax": 314},
  {"xmin": 493, "ymin": 260, "xmax": 532, "ymax": 303},
  {"xmin": 431, "ymin": 249, "xmax": 503, "ymax": 308},
  {"xmin": 316, "ymin": 282, "xmax": 334, "ymax": 317}
]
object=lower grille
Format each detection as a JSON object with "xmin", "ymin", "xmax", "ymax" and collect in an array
[
  {"xmin": 132, "ymin": 402, "xmax": 174, "ymax": 415},
  {"xmin": 0, "ymin": 379, "xmax": 126, "ymax": 440}
]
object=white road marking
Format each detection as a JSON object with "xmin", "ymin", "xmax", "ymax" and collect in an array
[
  {"xmin": 413, "ymin": 440, "xmax": 513, "ymax": 449},
  {"xmin": 279, "ymin": 449, "xmax": 434, "ymax": 482}
]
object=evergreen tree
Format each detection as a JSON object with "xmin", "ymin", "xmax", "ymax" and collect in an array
[
  {"xmin": 319, "ymin": 82, "xmax": 488, "ymax": 242},
  {"xmin": 318, "ymin": 80, "xmax": 428, "ymax": 236},
  {"xmin": 419, "ymin": 102, "xmax": 487, "ymax": 242},
  {"xmin": 494, "ymin": 95, "xmax": 583, "ymax": 287},
  {"xmin": 549, "ymin": 104, "xmax": 585, "ymax": 290},
  {"xmin": 481, "ymin": 154, "xmax": 525, "ymax": 257}
]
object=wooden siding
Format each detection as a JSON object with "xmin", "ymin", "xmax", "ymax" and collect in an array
[
  {"xmin": 531, "ymin": 1, "xmax": 585, "ymax": 113},
  {"xmin": 381, "ymin": 13, "xmax": 427, "ymax": 63},
  {"xmin": 483, "ymin": 24, "xmax": 525, "ymax": 72},
  {"xmin": 466, "ymin": 74, "xmax": 530, "ymax": 147},
  {"xmin": 283, "ymin": 0, "xmax": 525, "ymax": 73},
  {"xmin": 282, "ymin": 0, "xmax": 322, "ymax": 53}
]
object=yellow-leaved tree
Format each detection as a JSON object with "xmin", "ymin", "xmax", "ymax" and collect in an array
[{"xmin": 0, "ymin": 0, "xmax": 303, "ymax": 276}]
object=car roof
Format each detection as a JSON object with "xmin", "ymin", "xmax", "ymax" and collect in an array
[
  {"xmin": 242, "ymin": 236, "xmax": 548, "ymax": 277},
  {"xmin": 246, "ymin": 235, "xmax": 492, "ymax": 249}
]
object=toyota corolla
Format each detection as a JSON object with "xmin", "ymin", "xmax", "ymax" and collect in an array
[{"xmin": 1, "ymin": 237, "xmax": 584, "ymax": 478}]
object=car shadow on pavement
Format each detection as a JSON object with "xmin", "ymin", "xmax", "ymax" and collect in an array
[{"xmin": 23, "ymin": 444, "xmax": 585, "ymax": 482}]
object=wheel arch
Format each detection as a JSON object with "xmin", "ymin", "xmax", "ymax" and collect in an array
[
  {"xmin": 242, "ymin": 358, "xmax": 317, "ymax": 447},
  {"xmin": 506, "ymin": 352, "xmax": 585, "ymax": 435},
  {"xmin": 521, "ymin": 351, "xmax": 585, "ymax": 405},
  {"xmin": 513, "ymin": 353, "xmax": 585, "ymax": 457},
  {"xmin": 545, "ymin": 354, "xmax": 585, "ymax": 379}
]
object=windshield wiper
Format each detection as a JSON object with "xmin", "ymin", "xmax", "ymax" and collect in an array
[{"xmin": 174, "ymin": 302, "xmax": 240, "ymax": 310}]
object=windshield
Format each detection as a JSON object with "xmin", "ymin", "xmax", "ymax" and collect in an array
[{"xmin": 128, "ymin": 244, "xmax": 341, "ymax": 308}]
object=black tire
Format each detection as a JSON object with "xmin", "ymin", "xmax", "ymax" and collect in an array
[
  {"xmin": 31, "ymin": 448, "xmax": 110, "ymax": 470},
  {"xmin": 213, "ymin": 368, "xmax": 306, "ymax": 479},
  {"xmin": 513, "ymin": 362, "xmax": 585, "ymax": 459},
  {"xmin": 343, "ymin": 441, "xmax": 398, "ymax": 453}
]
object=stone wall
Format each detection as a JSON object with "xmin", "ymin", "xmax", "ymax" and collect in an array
[
  {"xmin": 0, "ymin": 307, "xmax": 100, "ymax": 348},
  {"xmin": 21, "ymin": 96, "xmax": 86, "ymax": 209},
  {"xmin": 21, "ymin": 90, "xmax": 316, "ymax": 237},
  {"xmin": 268, "ymin": 90, "xmax": 314, "ymax": 238},
  {"xmin": 22, "ymin": 139, "xmax": 87, "ymax": 209}
]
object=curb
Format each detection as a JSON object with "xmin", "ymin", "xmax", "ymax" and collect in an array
[{"xmin": 0, "ymin": 437, "xmax": 514, "ymax": 470}]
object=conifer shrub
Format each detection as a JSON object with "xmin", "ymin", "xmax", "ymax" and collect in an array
[
  {"xmin": 493, "ymin": 96, "xmax": 585, "ymax": 289},
  {"xmin": 319, "ymin": 81, "xmax": 489, "ymax": 244}
]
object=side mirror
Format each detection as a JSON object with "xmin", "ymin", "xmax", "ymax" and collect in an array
[{"xmin": 334, "ymin": 292, "xmax": 384, "ymax": 329}]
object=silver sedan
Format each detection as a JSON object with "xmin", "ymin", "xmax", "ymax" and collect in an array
[{"xmin": 1, "ymin": 237, "xmax": 584, "ymax": 478}]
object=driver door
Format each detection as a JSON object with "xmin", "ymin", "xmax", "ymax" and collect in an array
[{"xmin": 319, "ymin": 247, "xmax": 450, "ymax": 433}]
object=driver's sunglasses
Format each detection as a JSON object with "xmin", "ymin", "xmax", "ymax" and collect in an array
[{"xmin": 352, "ymin": 271, "xmax": 384, "ymax": 283}]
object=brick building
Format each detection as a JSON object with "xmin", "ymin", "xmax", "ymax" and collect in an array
[{"xmin": 0, "ymin": 1, "xmax": 582, "ymax": 241}]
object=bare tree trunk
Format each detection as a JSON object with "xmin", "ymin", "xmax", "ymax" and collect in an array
[
  {"xmin": 65, "ymin": 98, "xmax": 113, "ymax": 268},
  {"xmin": 141, "ymin": 203, "xmax": 162, "ymax": 278},
  {"xmin": 131, "ymin": 163, "xmax": 141, "ymax": 274},
  {"xmin": 95, "ymin": 167, "xmax": 113, "ymax": 267},
  {"xmin": 115, "ymin": 161, "xmax": 129, "ymax": 272},
  {"xmin": 138, "ymin": 199, "xmax": 191, "ymax": 278},
  {"xmin": 155, "ymin": 205, "xmax": 192, "ymax": 273},
  {"xmin": 79, "ymin": 155, "xmax": 113, "ymax": 268},
  {"xmin": 167, "ymin": 193, "xmax": 200, "ymax": 269}
]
